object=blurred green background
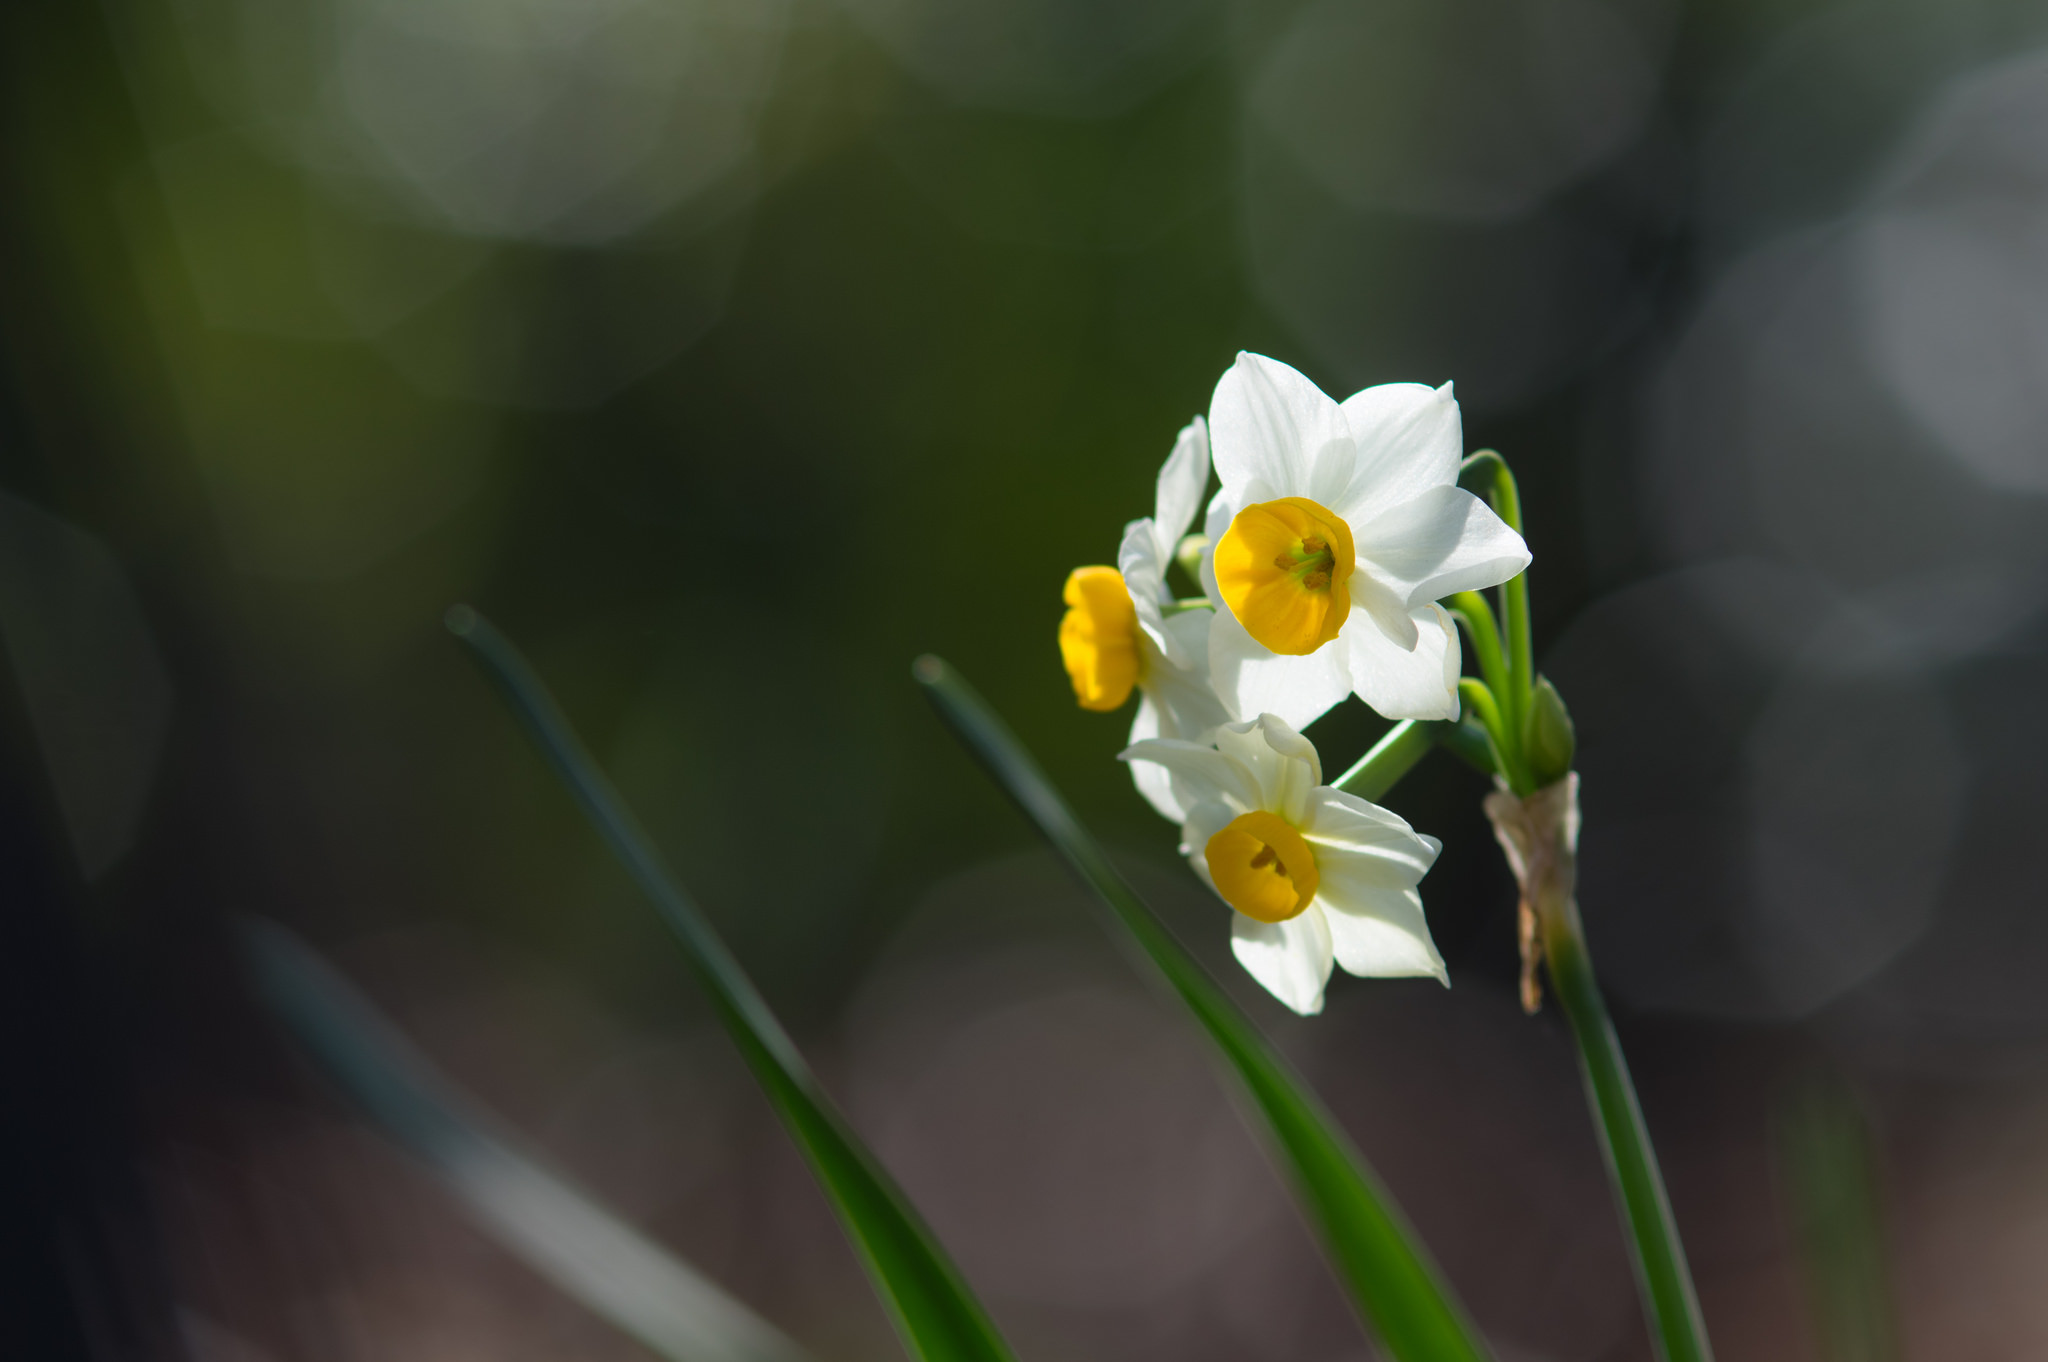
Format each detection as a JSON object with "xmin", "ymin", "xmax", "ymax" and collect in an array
[{"xmin": 8, "ymin": 0, "xmax": 2048, "ymax": 1357}]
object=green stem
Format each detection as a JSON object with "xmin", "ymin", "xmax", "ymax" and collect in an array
[
  {"xmin": 1462, "ymin": 451, "xmax": 1697, "ymax": 1354},
  {"xmin": 1455, "ymin": 678, "xmax": 1523, "ymax": 790},
  {"xmin": 1446, "ymin": 592, "xmax": 1511, "ymax": 719},
  {"xmin": 1434, "ymin": 720, "xmax": 1498, "ymax": 778},
  {"xmin": 1501, "ymin": 571, "xmax": 1533, "ymax": 788},
  {"xmin": 1543, "ymin": 910, "xmax": 1712, "ymax": 1362},
  {"xmin": 1163, "ymin": 598, "xmax": 1213, "ymax": 616},
  {"xmin": 1459, "ymin": 452, "xmax": 1533, "ymax": 784},
  {"xmin": 1332, "ymin": 720, "xmax": 1444, "ymax": 802}
]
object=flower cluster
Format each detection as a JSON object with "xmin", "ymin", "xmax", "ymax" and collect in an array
[{"xmin": 1058, "ymin": 353, "xmax": 1530, "ymax": 1014}]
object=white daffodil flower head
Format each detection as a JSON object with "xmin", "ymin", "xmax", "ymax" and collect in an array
[
  {"xmin": 1199, "ymin": 353, "xmax": 1532, "ymax": 729},
  {"xmin": 1059, "ymin": 418, "xmax": 1235, "ymax": 821},
  {"xmin": 1122, "ymin": 713, "xmax": 1446, "ymax": 1016}
]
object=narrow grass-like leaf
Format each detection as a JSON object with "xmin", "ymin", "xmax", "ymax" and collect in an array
[
  {"xmin": 1777, "ymin": 1079, "xmax": 1898, "ymax": 1362},
  {"xmin": 447, "ymin": 608, "xmax": 1017, "ymax": 1362},
  {"xmin": 242, "ymin": 919, "xmax": 811, "ymax": 1362},
  {"xmin": 914, "ymin": 657, "xmax": 1491, "ymax": 1362}
]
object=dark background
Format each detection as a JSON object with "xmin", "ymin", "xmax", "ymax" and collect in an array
[{"xmin": 6, "ymin": 0, "xmax": 2048, "ymax": 1356}]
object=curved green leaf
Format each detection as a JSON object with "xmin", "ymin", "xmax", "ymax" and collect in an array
[
  {"xmin": 914, "ymin": 657, "xmax": 1491, "ymax": 1362},
  {"xmin": 448, "ymin": 608, "xmax": 1017, "ymax": 1362},
  {"xmin": 243, "ymin": 918, "xmax": 812, "ymax": 1362}
]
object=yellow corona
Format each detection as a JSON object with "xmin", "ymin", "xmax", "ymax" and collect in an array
[
  {"xmin": 1212, "ymin": 497, "xmax": 1355, "ymax": 655},
  {"xmin": 1059, "ymin": 566, "xmax": 1142, "ymax": 710},
  {"xmin": 1204, "ymin": 809, "xmax": 1320, "ymax": 923}
]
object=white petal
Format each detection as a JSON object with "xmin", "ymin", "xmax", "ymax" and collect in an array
[
  {"xmin": 1351, "ymin": 485, "xmax": 1531, "ymax": 609},
  {"xmin": 1142, "ymin": 621, "xmax": 1236, "ymax": 734},
  {"xmin": 1181, "ymin": 798, "xmax": 1237, "ymax": 873},
  {"xmin": 1344, "ymin": 604, "xmax": 1461, "ymax": 721},
  {"xmin": 1302, "ymin": 786, "xmax": 1433, "ymax": 880},
  {"xmin": 1198, "ymin": 475, "xmax": 1285, "ymax": 606},
  {"xmin": 1301, "ymin": 788, "xmax": 1442, "ymax": 875},
  {"xmin": 1125, "ymin": 694, "xmax": 1186, "ymax": 822},
  {"xmin": 1306, "ymin": 434, "xmax": 1361, "ymax": 511},
  {"xmin": 1231, "ymin": 906, "xmax": 1335, "ymax": 1015},
  {"xmin": 1215, "ymin": 715, "xmax": 1321, "ymax": 823},
  {"xmin": 1119, "ymin": 518, "xmax": 1185, "ymax": 663},
  {"xmin": 1209, "ymin": 353, "xmax": 1341, "ymax": 497},
  {"xmin": 1153, "ymin": 417, "xmax": 1211, "ymax": 552},
  {"xmin": 1130, "ymin": 625, "xmax": 1236, "ymax": 822},
  {"xmin": 1253, "ymin": 712, "xmax": 1322, "ymax": 788},
  {"xmin": 1319, "ymin": 886, "xmax": 1447, "ymax": 983},
  {"xmin": 1120, "ymin": 738, "xmax": 1260, "ymax": 814},
  {"xmin": 1161, "ymin": 610, "xmax": 1227, "ymax": 695},
  {"xmin": 1345, "ymin": 572, "xmax": 1420, "ymax": 651},
  {"xmin": 1207, "ymin": 608, "xmax": 1354, "ymax": 732},
  {"xmin": 1199, "ymin": 489, "xmax": 1232, "ymax": 606},
  {"xmin": 1202, "ymin": 485, "xmax": 1235, "ymax": 551},
  {"xmin": 1326, "ymin": 380, "xmax": 1463, "ymax": 520}
]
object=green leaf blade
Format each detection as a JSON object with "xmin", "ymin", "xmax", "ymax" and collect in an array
[
  {"xmin": 914, "ymin": 656, "xmax": 1492, "ymax": 1362},
  {"xmin": 449, "ymin": 609, "xmax": 1017, "ymax": 1362},
  {"xmin": 242, "ymin": 919, "xmax": 813, "ymax": 1362}
]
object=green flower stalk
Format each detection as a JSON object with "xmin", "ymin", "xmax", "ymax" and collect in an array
[
  {"xmin": 1458, "ymin": 456, "xmax": 1714, "ymax": 1362},
  {"xmin": 1485, "ymin": 777, "xmax": 1711, "ymax": 1362}
]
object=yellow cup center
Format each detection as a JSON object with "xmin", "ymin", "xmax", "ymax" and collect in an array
[
  {"xmin": 1213, "ymin": 497, "xmax": 1356, "ymax": 656},
  {"xmin": 1059, "ymin": 566, "xmax": 1142, "ymax": 711},
  {"xmin": 1204, "ymin": 810, "xmax": 1320, "ymax": 923}
]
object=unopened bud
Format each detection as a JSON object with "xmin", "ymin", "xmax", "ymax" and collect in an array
[{"xmin": 1526, "ymin": 674, "xmax": 1576, "ymax": 788}]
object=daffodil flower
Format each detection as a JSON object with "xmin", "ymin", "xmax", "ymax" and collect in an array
[
  {"xmin": 1059, "ymin": 419, "xmax": 1234, "ymax": 820},
  {"xmin": 1122, "ymin": 713, "xmax": 1446, "ymax": 1015},
  {"xmin": 1199, "ymin": 353, "xmax": 1531, "ymax": 728}
]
